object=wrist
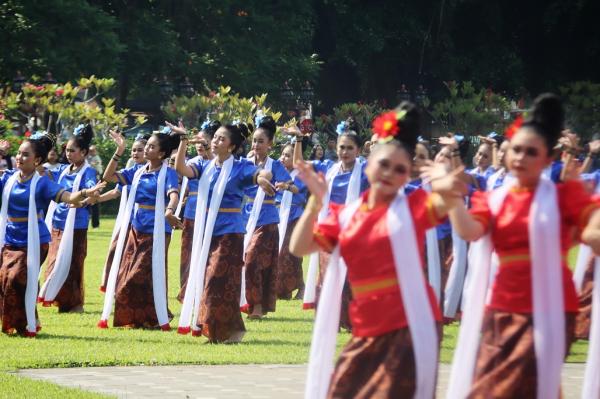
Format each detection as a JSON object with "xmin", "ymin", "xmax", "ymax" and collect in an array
[{"xmin": 306, "ymin": 195, "xmax": 322, "ymax": 213}]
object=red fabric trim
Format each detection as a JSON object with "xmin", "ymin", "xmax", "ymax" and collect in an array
[
  {"xmin": 177, "ymin": 326, "xmax": 191, "ymax": 335},
  {"xmin": 24, "ymin": 331, "xmax": 36, "ymax": 338},
  {"xmin": 303, "ymin": 303, "xmax": 315, "ymax": 310},
  {"xmin": 36, "ymin": 325, "xmax": 42, "ymax": 332},
  {"xmin": 99, "ymin": 286, "xmax": 106, "ymax": 293},
  {"xmin": 97, "ymin": 319, "xmax": 109, "ymax": 329},
  {"xmin": 160, "ymin": 323, "xmax": 171, "ymax": 331},
  {"xmin": 191, "ymin": 329, "xmax": 202, "ymax": 337},
  {"xmin": 37, "ymin": 296, "xmax": 43, "ymax": 303},
  {"xmin": 240, "ymin": 304, "xmax": 250, "ymax": 314},
  {"xmin": 42, "ymin": 301, "xmax": 53, "ymax": 307}
]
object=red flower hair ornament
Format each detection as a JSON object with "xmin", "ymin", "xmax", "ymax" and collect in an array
[
  {"xmin": 504, "ymin": 115, "xmax": 524, "ymax": 139},
  {"xmin": 371, "ymin": 109, "xmax": 407, "ymax": 143}
]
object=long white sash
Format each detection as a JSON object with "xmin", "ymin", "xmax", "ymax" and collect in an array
[
  {"xmin": 99, "ymin": 163, "xmax": 170, "ymax": 328},
  {"xmin": 303, "ymin": 160, "xmax": 362, "ymax": 308},
  {"xmin": 178, "ymin": 156, "xmax": 234, "ymax": 333},
  {"xmin": 0, "ymin": 172, "xmax": 41, "ymax": 334},
  {"xmin": 39, "ymin": 161, "xmax": 89, "ymax": 302},
  {"xmin": 175, "ymin": 177, "xmax": 188, "ymax": 216},
  {"xmin": 423, "ymin": 184, "xmax": 441, "ymax": 300},
  {"xmin": 240, "ymin": 157, "xmax": 273, "ymax": 308},
  {"xmin": 305, "ymin": 192, "xmax": 438, "ymax": 399},
  {"xmin": 100, "ymin": 185, "xmax": 128, "ymax": 289},
  {"xmin": 582, "ymin": 257, "xmax": 600, "ymax": 398},
  {"xmin": 278, "ymin": 169, "xmax": 299, "ymax": 253},
  {"xmin": 573, "ymin": 183, "xmax": 600, "ymax": 293},
  {"xmin": 443, "ymin": 228, "xmax": 468, "ymax": 317},
  {"xmin": 446, "ymin": 178, "xmax": 565, "ymax": 399}
]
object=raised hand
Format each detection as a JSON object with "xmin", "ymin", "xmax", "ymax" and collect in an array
[
  {"xmin": 166, "ymin": 212, "xmax": 184, "ymax": 230},
  {"xmin": 87, "ymin": 181, "xmax": 107, "ymax": 199},
  {"xmin": 421, "ymin": 161, "xmax": 467, "ymax": 198},
  {"xmin": 109, "ymin": 130, "xmax": 126, "ymax": 153},
  {"xmin": 439, "ymin": 135, "xmax": 459, "ymax": 150},
  {"xmin": 589, "ymin": 139, "xmax": 600, "ymax": 154},
  {"xmin": 296, "ymin": 161, "xmax": 327, "ymax": 201},
  {"xmin": 283, "ymin": 125, "xmax": 302, "ymax": 137},
  {"xmin": 165, "ymin": 120, "xmax": 187, "ymax": 136}
]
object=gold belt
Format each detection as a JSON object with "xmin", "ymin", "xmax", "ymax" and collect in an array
[
  {"xmin": 8, "ymin": 213, "xmax": 44, "ymax": 222},
  {"xmin": 215, "ymin": 208, "xmax": 240, "ymax": 213},
  {"xmin": 137, "ymin": 204, "xmax": 156, "ymax": 210},
  {"xmin": 188, "ymin": 191, "xmax": 198, "ymax": 196},
  {"xmin": 350, "ymin": 276, "xmax": 399, "ymax": 299},
  {"xmin": 498, "ymin": 252, "xmax": 566, "ymax": 264},
  {"xmin": 248, "ymin": 199, "xmax": 275, "ymax": 204}
]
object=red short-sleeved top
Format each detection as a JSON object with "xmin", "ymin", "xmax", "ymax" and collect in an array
[
  {"xmin": 313, "ymin": 188, "xmax": 443, "ymax": 337},
  {"xmin": 470, "ymin": 180, "xmax": 600, "ymax": 313}
]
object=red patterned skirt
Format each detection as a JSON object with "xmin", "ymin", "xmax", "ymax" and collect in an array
[
  {"xmin": 113, "ymin": 228, "xmax": 173, "ymax": 328},
  {"xmin": 276, "ymin": 218, "xmax": 304, "ymax": 299},
  {"xmin": 317, "ymin": 249, "xmax": 352, "ymax": 331},
  {"xmin": 177, "ymin": 218, "xmax": 194, "ymax": 302},
  {"xmin": 327, "ymin": 326, "xmax": 440, "ymax": 399},
  {"xmin": 0, "ymin": 244, "xmax": 49, "ymax": 334},
  {"xmin": 44, "ymin": 228, "xmax": 87, "ymax": 312},
  {"xmin": 244, "ymin": 224, "xmax": 279, "ymax": 314},
  {"xmin": 575, "ymin": 254, "xmax": 594, "ymax": 340},
  {"xmin": 468, "ymin": 310, "xmax": 576, "ymax": 398},
  {"xmin": 197, "ymin": 233, "xmax": 246, "ymax": 342}
]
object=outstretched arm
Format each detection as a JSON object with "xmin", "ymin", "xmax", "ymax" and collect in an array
[
  {"xmin": 166, "ymin": 121, "xmax": 196, "ymax": 179},
  {"xmin": 103, "ymin": 131, "xmax": 126, "ymax": 183}
]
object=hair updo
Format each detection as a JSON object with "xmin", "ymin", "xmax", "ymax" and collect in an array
[
  {"xmin": 255, "ymin": 115, "xmax": 277, "ymax": 142},
  {"xmin": 201, "ymin": 120, "xmax": 221, "ymax": 139},
  {"xmin": 223, "ymin": 122, "xmax": 250, "ymax": 153},
  {"xmin": 27, "ymin": 132, "xmax": 56, "ymax": 163},
  {"xmin": 70, "ymin": 124, "xmax": 94, "ymax": 155},
  {"xmin": 153, "ymin": 130, "xmax": 181, "ymax": 160},
  {"xmin": 521, "ymin": 93, "xmax": 565, "ymax": 155},
  {"xmin": 134, "ymin": 133, "xmax": 151, "ymax": 144},
  {"xmin": 373, "ymin": 101, "xmax": 420, "ymax": 158},
  {"xmin": 337, "ymin": 117, "xmax": 362, "ymax": 148}
]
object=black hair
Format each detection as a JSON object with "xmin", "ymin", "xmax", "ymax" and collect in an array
[
  {"xmin": 27, "ymin": 133, "xmax": 56, "ymax": 163},
  {"xmin": 255, "ymin": 115, "xmax": 277, "ymax": 142},
  {"xmin": 69, "ymin": 124, "xmax": 94, "ymax": 155},
  {"xmin": 153, "ymin": 133, "xmax": 181, "ymax": 160},
  {"xmin": 223, "ymin": 122, "xmax": 250, "ymax": 153},
  {"xmin": 521, "ymin": 93, "xmax": 564, "ymax": 155},
  {"xmin": 134, "ymin": 133, "xmax": 151, "ymax": 143},
  {"xmin": 378, "ymin": 101, "xmax": 420, "ymax": 157},
  {"xmin": 416, "ymin": 141, "xmax": 432, "ymax": 159},
  {"xmin": 338, "ymin": 132, "xmax": 362, "ymax": 148},
  {"xmin": 309, "ymin": 144, "xmax": 325, "ymax": 161},
  {"xmin": 201, "ymin": 120, "xmax": 221, "ymax": 139}
]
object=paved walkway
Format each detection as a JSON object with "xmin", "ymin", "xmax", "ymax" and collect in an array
[{"xmin": 17, "ymin": 363, "xmax": 585, "ymax": 398}]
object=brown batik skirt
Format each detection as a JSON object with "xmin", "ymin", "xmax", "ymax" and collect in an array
[
  {"xmin": 575, "ymin": 255, "xmax": 595, "ymax": 340},
  {"xmin": 196, "ymin": 233, "xmax": 246, "ymax": 342},
  {"xmin": 468, "ymin": 309, "xmax": 576, "ymax": 399},
  {"xmin": 177, "ymin": 218, "xmax": 194, "ymax": 302},
  {"xmin": 327, "ymin": 326, "xmax": 440, "ymax": 399},
  {"xmin": 100, "ymin": 227, "xmax": 131, "ymax": 292},
  {"xmin": 0, "ymin": 244, "xmax": 49, "ymax": 334},
  {"xmin": 113, "ymin": 228, "xmax": 173, "ymax": 328},
  {"xmin": 244, "ymin": 223, "xmax": 279, "ymax": 314},
  {"xmin": 317, "ymin": 249, "xmax": 352, "ymax": 331},
  {"xmin": 276, "ymin": 218, "xmax": 304, "ymax": 299},
  {"xmin": 44, "ymin": 228, "xmax": 87, "ymax": 312}
]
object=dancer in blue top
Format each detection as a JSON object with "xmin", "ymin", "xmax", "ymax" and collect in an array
[
  {"xmin": 101, "ymin": 129, "xmax": 182, "ymax": 329},
  {"xmin": 0, "ymin": 132, "xmax": 103, "ymax": 336},
  {"xmin": 42, "ymin": 124, "xmax": 98, "ymax": 313},
  {"xmin": 170, "ymin": 121, "xmax": 274, "ymax": 342},
  {"xmin": 276, "ymin": 143, "xmax": 307, "ymax": 300},
  {"xmin": 177, "ymin": 121, "xmax": 219, "ymax": 302},
  {"xmin": 242, "ymin": 116, "xmax": 293, "ymax": 319}
]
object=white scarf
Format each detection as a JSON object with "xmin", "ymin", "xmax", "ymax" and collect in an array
[
  {"xmin": 423, "ymin": 184, "xmax": 441, "ymax": 300},
  {"xmin": 39, "ymin": 161, "xmax": 89, "ymax": 302},
  {"xmin": 582, "ymin": 257, "xmax": 600, "ymax": 398},
  {"xmin": 573, "ymin": 183, "xmax": 600, "ymax": 293},
  {"xmin": 0, "ymin": 172, "xmax": 41, "ymax": 334},
  {"xmin": 277, "ymin": 169, "xmax": 299, "ymax": 253},
  {"xmin": 178, "ymin": 156, "xmax": 234, "ymax": 333},
  {"xmin": 443, "ymin": 228, "xmax": 468, "ymax": 317},
  {"xmin": 446, "ymin": 178, "xmax": 565, "ymax": 399},
  {"xmin": 240, "ymin": 156, "xmax": 273, "ymax": 308},
  {"xmin": 100, "ymin": 185, "xmax": 129, "ymax": 289},
  {"xmin": 175, "ymin": 176, "xmax": 188, "ymax": 216},
  {"xmin": 305, "ymin": 192, "xmax": 438, "ymax": 399},
  {"xmin": 303, "ymin": 160, "xmax": 362, "ymax": 308},
  {"xmin": 99, "ymin": 163, "xmax": 170, "ymax": 328}
]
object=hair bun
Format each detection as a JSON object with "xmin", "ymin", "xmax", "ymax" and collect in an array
[
  {"xmin": 528, "ymin": 93, "xmax": 564, "ymax": 140},
  {"xmin": 256, "ymin": 115, "xmax": 277, "ymax": 140},
  {"xmin": 236, "ymin": 122, "xmax": 250, "ymax": 140},
  {"xmin": 396, "ymin": 101, "xmax": 420, "ymax": 154}
]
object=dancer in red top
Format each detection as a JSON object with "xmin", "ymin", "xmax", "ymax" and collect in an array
[{"xmin": 291, "ymin": 101, "xmax": 458, "ymax": 399}]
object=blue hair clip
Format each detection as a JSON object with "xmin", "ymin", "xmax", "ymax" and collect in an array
[
  {"xmin": 254, "ymin": 113, "xmax": 265, "ymax": 128},
  {"xmin": 454, "ymin": 134, "xmax": 465, "ymax": 143},
  {"xmin": 158, "ymin": 126, "xmax": 172, "ymax": 135},
  {"xmin": 487, "ymin": 131, "xmax": 498, "ymax": 139},
  {"xmin": 417, "ymin": 135, "xmax": 425, "ymax": 143},
  {"xmin": 232, "ymin": 119, "xmax": 241, "ymax": 126},
  {"xmin": 73, "ymin": 124, "xmax": 85, "ymax": 136},
  {"xmin": 201, "ymin": 119, "xmax": 211, "ymax": 131},
  {"xmin": 30, "ymin": 130, "xmax": 47, "ymax": 140},
  {"xmin": 135, "ymin": 133, "xmax": 147, "ymax": 141},
  {"xmin": 336, "ymin": 121, "xmax": 348, "ymax": 136}
]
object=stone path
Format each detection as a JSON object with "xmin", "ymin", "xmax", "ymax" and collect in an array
[{"xmin": 17, "ymin": 363, "xmax": 585, "ymax": 398}]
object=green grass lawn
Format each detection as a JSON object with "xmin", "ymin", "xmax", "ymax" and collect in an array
[{"xmin": 0, "ymin": 218, "xmax": 590, "ymax": 396}]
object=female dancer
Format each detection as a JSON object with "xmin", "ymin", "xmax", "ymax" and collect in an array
[
  {"xmin": 0, "ymin": 132, "xmax": 102, "ymax": 336},
  {"xmin": 170, "ymin": 121, "xmax": 274, "ymax": 342},
  {"xmin": 177, "ymin": 121, "xmax": 219, "ymax": 302},
  {"xmin": 97, "ymin": 134, "xmax": 148, "ymax": 292},
  {"xmin": 40, "ymin": 124, "xmax": 98, "ymax": 312},
  {"xmin": 309, "ymin": 144, "xmax": 325, "ymax": 162},
  {"xmin": 439, "ymin": 94, "xmax": 600, "ymax": 398},
  {"xmin": 276, "ymin": 142, "xmax": 306, "ymax": 300},
  {"xmin": 242, "ymin": 115, "xmax": 292, "ymax": 319},
  {"xmin": 292, "ymin": 122, "xmax": 369, "ymax": 330},
  {"xmin": 98, "ymin": 129, "xmax": 182, "ymax": 329},
  {"xmin": 291, "ymin": 102, "xmax": 453, "ymax": 398}
]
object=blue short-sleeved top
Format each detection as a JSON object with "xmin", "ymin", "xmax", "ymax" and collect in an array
[
  {"xmin": 51, "ymin": 164, "xmax": 97, "ymax": 230},
  {"xmin": 1, "ymin": 170, "xmax": 65, "ymax": 247},
  {"xmin": 183, "ymin": 156, "xmax": 202, "ymax": 220},
  {"xmin": 275, "ymin": 171, "xmax": 308, "ymax": 222},
  {"xmin": 187, "ymin": 158, "xmax": 258, "ymax": 236},
  {"xmin": 404, "ymin": 178, "xmax": 422, "ymax": 195},
  {"xmin": 467, "ymin": 167, "xmax": 496, "ymax": 192},
  {"xmin": 116, "ymin": 164, "xmax": 179, "ymax": 234},
  {"xmin": 312, "ymin": 160, "xmax": 369, "ymax": 205},
  {"xmin": 243, "ymin": 158, "xmax": 292, "ymax": 227}
]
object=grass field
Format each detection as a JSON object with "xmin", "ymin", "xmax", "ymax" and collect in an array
[{"xmin": 0, "ymin": 217, "xmax": 591, "ymax": 397}]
